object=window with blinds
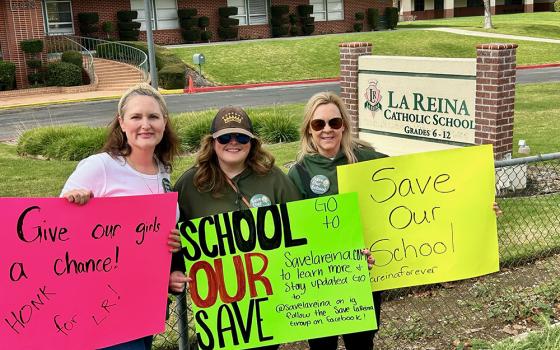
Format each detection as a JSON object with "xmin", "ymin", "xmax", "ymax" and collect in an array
[
  {"xmin": 130, "ymin": 0, "xmax": 178, "ymax": 30},
  {"xmin": 310, "ymin": 0, "xmax": 344, "ymax": 21},
  {"xmin": 227, "ymin": 0, "xmax": 268, "ymax": 25},
  {"xmin": 43, "ymin": 0, "xmax": 74, "ymax": 35}
]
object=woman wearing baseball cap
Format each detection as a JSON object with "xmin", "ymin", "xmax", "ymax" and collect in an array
[{"xmin": 170, "ymin": 106, "xmax": 300, "ymax": 349}]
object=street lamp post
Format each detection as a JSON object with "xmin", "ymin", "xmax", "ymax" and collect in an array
[{"xmin": 143, "ymin": 0, "xmax": 158, "ymax": 88}]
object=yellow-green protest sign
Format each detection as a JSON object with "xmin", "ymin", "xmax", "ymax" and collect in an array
[
  {"xmin": 338, "ymin": 145, "xmax": 498, "ymax": 291},
  {"xmin": 179, "ymin": 193, "xmax": 377, "ymax": 350}
]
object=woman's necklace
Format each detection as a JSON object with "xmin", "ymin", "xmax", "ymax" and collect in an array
[{"xmin": 126, "ymin": 156, "xmax": 160, "ymax": 194}]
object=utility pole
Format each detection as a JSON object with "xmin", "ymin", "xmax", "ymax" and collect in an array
[{"xmin": 143, "ymin": 0, "xmax": 158, "ymax": 88}]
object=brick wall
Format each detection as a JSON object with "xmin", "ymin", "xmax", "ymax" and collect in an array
[
  {"xmin": 475, "ymin": 43, "xmax": 517, "ymax": 161},
  {"xmin": 1, "ymin": 1, "xmax": 45, "ymax": 89},
  {"xmin": 338, "ymin": 42, "xmax": 372, "ymax": 138}
]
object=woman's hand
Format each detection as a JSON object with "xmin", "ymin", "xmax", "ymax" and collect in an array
[
  {"xmin": 493, "ymin": 202, "xmax": 503, "ymax": 217},
  {"xmin": 168, "ymin": 229, "xmax": 181, "ymax": 253},
  {"xmin": 169, "ymin": 271, "xmax": 190, "ymax": 293},
  {"xmin": 63, "ymin": 189, "xmax": 93, "ymax": 205},
  {"xmin": 361, "ymin": 249, "xmax": 375, "ymax": 270}
]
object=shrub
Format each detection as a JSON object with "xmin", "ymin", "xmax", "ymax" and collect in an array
[
  {"xmin": 173, "ymin": 112, "xmax": 215, "ymax": 152},
  {"xmin": 302, "ymin": 25, "xmax": 315, "ymax": 36},
  {"xmin": 255, "ymin": 114, "xmax": 299, "ymax": 143},
  {"xmin": 26, "ymin": 59, "xmax": 42, "ymax": 69},
  {"xmin": 77, "ymin": 12, "xmax": 99, "ymax": 24},
  {"xmin": 367, "ymin": 8, "xmax": 380, "ymax": 30},
  {"xmin": 159, "ymin": 64, "xmax": 186, "ymax": 90},
  {"xmin": 181, "ymin": 28, "xmax": 201, "ymax": 43},
  {"xmin": 117, "ymin": 10, "xmax": 138, "ymax": 22},
  {"xmin": 117, "ymin": 21, "xmax": 141, "ymax": 31},
  {"xmin": 177, "ymin": 8, "xmax": 197, "ymax": 18},
  {"xmin": 355, "ymin": 12, "xmax": 365, "ymax": 20},
  {"xmin": 271, "ymin": 5, "xmax": 289, "ymax": 17},
  {"xmin": 61, "ymin": 50, "xmax": 83, "ymax": 69},
  {"xmin": 17, "ymin": 126, "xmax": 106, "ymax": 161},
  {"xmin": 218, "ymin": 26, "xmax": 238, "ymax": 40},
  {"xmin": 117, "ymin": 10, "xmax": 140, "ymax": 41},
  {"xmin": 198, "ymin": 16, "xmax": 210, "ymax": 28},
  {"xmin": 27, "ymin": 72, "xmax": 43, "ymax": 85},
  {"xmin": 385, "ymin": 7, "xmax": 399, "ymax": 29},
  {"xmin": 218, "ymin": 6, "xmax": 238, "ymax": 17},
  {"xmin": 201, "ymin": 30, "xmax": 212, "ymax": 41},
  {"xmin": 0, "ymin": 61, "xmax": 16, "ymax": 90},
  {"xmin": 354, "ymin": 23, "xmax": 363, "ymax": 32},
  {"xmin": 101, "ymin": 21, "xmax": 114, "ymax": 34},
  {"xmin": 272, "ymin": 25, "xmax": 289, "ymax": 37},
  {"xmin": 289, "ymin": 14, "xmax": 298, "ymax": 25},
  {"xmin": 297, "ymin": 5, "xmax": 314, "ymax": 17},
  {"xmin": 219, "ymin": 17, "xmax": 240, "ymax": 27},
  {"xmin": 120, "ymin": 30, "xmax": 140, "ymax": 41},
  {"xmin": 271, "ymin": 17, "xmax": 290, "ymax": 26},
  {"xmin": 20, "ymin": 39, "xmax": 44, "ymax": 54},
  {"xmin": 554, "ymin": 0, "xmax": 560, "ymax": 11},
  {"xmin": 179, "ymin": 18, "xmax": 198, "ymax": 30},
  {"xmin": 46, "ymin": 62, "xmax": 82, "ymax": 87},
  {"xmin": 289, "ymin": 26, "xmax": 299, "ymax": 36}
]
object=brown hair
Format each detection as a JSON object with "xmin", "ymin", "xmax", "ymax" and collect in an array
[
  {"xmin": 103, "ymin": 83, "xmax": 179, "ymax": 171},
  {"xmin": 298, "ymin": 91, "xmax": 372, "ymax": 164},
  {"xmin": 193, "ymin": 135, "xmax": 275, "ymax": 196}
]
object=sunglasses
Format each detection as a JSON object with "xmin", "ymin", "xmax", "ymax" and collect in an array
[
  {"xmin": 310, "ymin": 117, "xmax": 344, "ymax": 131},
  {"xmin": 215, "ymin": 133, "xmax": 252, "ymax": 145}
]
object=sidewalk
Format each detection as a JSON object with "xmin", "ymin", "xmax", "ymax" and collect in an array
[{"xmin": 425, "ymin": 27, "xmax": 560, "ymax": 44}]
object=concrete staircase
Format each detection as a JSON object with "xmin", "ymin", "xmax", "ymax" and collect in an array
[{"xmin": 93, "ymin": 58, "xmax": 146, "ymax": 93}]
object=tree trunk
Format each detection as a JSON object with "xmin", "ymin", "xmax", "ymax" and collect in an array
[{"xmin": 483, "ymin": 0, "xmax": 493, "ymax": 29}]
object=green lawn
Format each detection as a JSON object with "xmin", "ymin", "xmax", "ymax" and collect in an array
[
  {"xmin": 398, "ymin": 12, "xmax": 560, "ymax": 40},
  {"xmin": 171, "ymin": 23, "xmax": 560, "ymax": 85},
  {"xmin": 1, "ymin": 82, "xmax": 557, "ymax": 197}
]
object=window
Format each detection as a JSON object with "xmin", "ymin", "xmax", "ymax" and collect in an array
[
  {"xmin": 130, "ymin": 0, "xmax": 178, "ymax": 31},
  {"xmin": 43, "ymin": 0, "xmax": 74, "ymax": 35},
  {"xmin": 414, "ymin": 0, "xmax": 425, "ymax": 11},
  {"xmin": 466, "ymin": 0, "xmax": 483, "ymax": 7},
  {"xmin": 227, "ymin": 0, "xmax": 268, "ymax": 25},
  {"xmin": 310, "ymin": 0, "xmax": 344, "ymax": 21}
]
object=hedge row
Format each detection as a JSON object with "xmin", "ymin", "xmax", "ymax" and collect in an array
[{"xmin": 17, "ymin": 110, "xmax": 300, "ymax": 159}]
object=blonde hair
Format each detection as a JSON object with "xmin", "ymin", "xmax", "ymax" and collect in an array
[
  {"xmin": 193, "ymin": 135, "xmax": 275, "ymax": 196},
  {"xmin": 103, "ymin": 83, "xmax": 179, "ymax": 171},
  {"xmin": 298, "ymin": 91, "xmax": 372, "ymax": 164}
]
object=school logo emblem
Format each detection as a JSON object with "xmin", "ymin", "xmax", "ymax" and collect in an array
[{"xmin": 364, "ymin": 80, "xmax": 382, "ymax": 112}]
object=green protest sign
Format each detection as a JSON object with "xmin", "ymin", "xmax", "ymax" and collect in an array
[{"xmin": 179, "ymin": 193, "xmax": 377, "ymax": 349}]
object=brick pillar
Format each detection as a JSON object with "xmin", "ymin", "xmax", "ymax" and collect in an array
[
  {"xmin": 444, "ymin": 0, "xmax": 454, "ymax": 18},
  {"xmin": 523, "ymin": 0, "xmax": 534, "ymax": 12},
  {"xmin": 475, "ymin": 43, "xmax": 518, "ymax": 160},
  {"xmin": 339, "ymin": 42, "xmax": 372, "ymax": 138}
]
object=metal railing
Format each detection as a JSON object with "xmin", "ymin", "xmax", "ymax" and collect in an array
[
  {"xmin": 45, "ymin": 35, "xmax": 149, "ymax": 82},
  {"xmin": 153, "ymin": 153, "xmax": 560, "ymax": 350},
  {"xmin": 44, "ymin": 35, "xmax": 96, "ymax": 84}
]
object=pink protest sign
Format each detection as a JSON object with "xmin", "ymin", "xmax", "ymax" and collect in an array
[{"xmin": 0, "ymin": 193, "xmax": 177, "ymax": 350}]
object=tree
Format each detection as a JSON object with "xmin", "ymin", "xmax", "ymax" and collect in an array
[{"xmin": 483, "ymin": 0, "xmax": 493, "ymax": 29}]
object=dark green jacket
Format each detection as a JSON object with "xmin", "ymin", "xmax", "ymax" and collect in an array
[
  {"xmin": 174, "ymin": 165, "xmax": 301, "ymax": 222},
  {"xmin": 171, "ymin": 165, "xmax": 301, "ymax": 273},
  {"xmin": 288, "ymin": 147, "xmax": 387, "ymax": 198}
]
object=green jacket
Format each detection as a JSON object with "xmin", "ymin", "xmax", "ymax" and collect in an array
[
  {"xmin": 171, "ymin": 165, "xmax": 300, "ymax": 273},
  {"xmin": 174, "ymin": 165, "xmax": 301, "ymax": 222},
  {"xmin": 288, "ymin": 147, "xmax": 387, "ymax": 198}
]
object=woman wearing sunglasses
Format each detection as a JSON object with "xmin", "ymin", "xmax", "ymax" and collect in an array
[
  {"xmin": 288, "ymin": 92, "xmax": 386, "ymax": 350},
  {"xmin": 170, "ymin": 106, "xmax": 300, "ymax": 349}
]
